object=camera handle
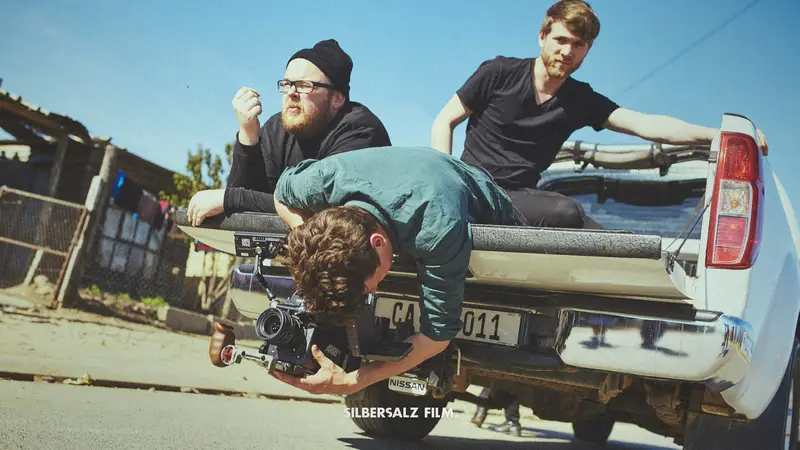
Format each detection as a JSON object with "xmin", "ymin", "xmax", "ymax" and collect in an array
[
  {"xmin": 220, "ymin": 344, "xmax": 278, "ymax": 372},
  {"xmin": 209, "ymin": 246, "xmax": 281, "ymax": 369},
  {"xmin": 251, "ymin": 246, "xmax": 278, "ymax": 304}
]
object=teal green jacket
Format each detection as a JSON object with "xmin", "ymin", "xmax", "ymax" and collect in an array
[{"xmin": 274, "ymin": 146, "xmax": 520, "ymax": 341}]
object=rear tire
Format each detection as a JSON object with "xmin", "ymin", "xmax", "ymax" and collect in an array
[
  {"xmin": 683, "ymin": 338, "xmax": 800, "ymax": 450},
  {"xmin": 345, "ymin": 380, "xmax": 446, "ymax": 441},
  {"xmin": 572, "ymin": 417, "xmax": 615, "ymax": 444}
]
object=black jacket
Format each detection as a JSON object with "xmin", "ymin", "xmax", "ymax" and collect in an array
[{"xmin": 224, "ymin": 101, "xmax": 391, "ymax": 213}]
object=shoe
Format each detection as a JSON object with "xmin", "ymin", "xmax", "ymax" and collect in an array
[
  {"xmin": 471, "ymin": 406, "xmax": 487, "ymax": 427},
  {"xmin": 491, "ymin": 420, "xmax": 522, "ymax": 436}
]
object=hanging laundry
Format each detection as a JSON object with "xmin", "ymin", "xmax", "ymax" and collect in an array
[
  {"xmin": 111, "ymin": 170, "xmax": 165, "ymax": 228},
  {"xmin": 138, "ymin": 190, "xmax": 163, "ymax": 229},
  {"xmin": 195, "ymin": 241, "xmax": 218, "ymax": 252},
  {"xmin": 111, "ymin": 170, "xmax": 143, "ymax": 214}
]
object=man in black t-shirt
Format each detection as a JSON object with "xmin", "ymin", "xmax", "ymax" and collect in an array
[
  {"xmin": 433, "ymin": 0, "xmax": 770, "ymax": 434},
  {"xmin": 187, "ymin": 39, "xmax": 391, "ymax": 227},
  {"xmin": 431, "ymin": 0, "xmax": 767, "ymax": 230}
]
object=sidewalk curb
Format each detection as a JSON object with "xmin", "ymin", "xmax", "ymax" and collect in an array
[{"xmin": 0, "ymin": 370, "xmax": 343, "ymax": 405}]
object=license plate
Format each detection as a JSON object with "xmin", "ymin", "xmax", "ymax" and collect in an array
[
  {"xmin": 374, "ymin": 298, "xmax": 522, "ymax": 347},
  {"xmin": 387, "ymin": 375, "xmax": 428, "ymax": 396}
]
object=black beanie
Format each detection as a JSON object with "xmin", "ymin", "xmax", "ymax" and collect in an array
[{"xmin": 287, "ymin": 39, "xmax": 353, "ymax": 99}]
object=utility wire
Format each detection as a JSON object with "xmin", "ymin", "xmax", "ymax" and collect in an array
[{"xmin": 615, "ymin": 0, "xmax": 766, "ymax": 97}]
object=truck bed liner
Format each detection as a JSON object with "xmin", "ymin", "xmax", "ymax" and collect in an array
[{"xmin": 174, "ymin": 211, "xmax": 663, "ymax": 259}]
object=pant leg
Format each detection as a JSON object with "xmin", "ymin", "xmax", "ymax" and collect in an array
[
  {"xmin": 479, "ymin": 387, "xmax": 516, "ymax": 410},
  {"xmin": 504, "ymin": 188, "xmax": 603, "ymax": 230},
  {"xmin": 505, "ymin": 397, "xmax": 521, "ymax": 422},
  {"xmin": 478, "ymin": 387, "xmax": 491, "ymax": 399}
]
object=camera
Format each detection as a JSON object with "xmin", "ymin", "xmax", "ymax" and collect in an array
[
  {"xmin": 254, "ymin": 294, "xmax": 351, "ymax": 377},
  {"xmin": 253, "ymin": 288, "xmax": 414, "ymax": 378},
  {"xmin": 224, "ymin": 233, "xmax": 415, "ymax": 378}
]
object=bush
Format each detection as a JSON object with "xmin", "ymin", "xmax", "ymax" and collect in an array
[{"xmin": 141, "ymin": 296, "xmax": 168, "ymax": 308}]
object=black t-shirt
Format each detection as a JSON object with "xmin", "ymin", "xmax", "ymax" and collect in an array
[
  {"xmin": 457, "ymin": 56, "xmax": 619, "ymax": 190},
  {"xmin": 224, "ymin": 101, "xmax": 391, "ymax": 213}
]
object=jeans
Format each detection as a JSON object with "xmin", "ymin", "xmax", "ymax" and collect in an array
[
  {"xmin": 504, "ymin": 187, "xmax": 603, "ymax": 230},
  {"xmin": 478, "ymin": 387, "xmax": 521, "ymax": 422}
]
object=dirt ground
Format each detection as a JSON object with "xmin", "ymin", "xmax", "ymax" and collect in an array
[
  {"xmin": 1, "ymin": 281, "xmax": 171, "ymax": 328},
  {"xmin": 0, "ymin": 287, "xmax": 531, "ymax": 417},
  {"xmin": 0, "ymin": 286, "xmax": 317, "ymax": 399}
]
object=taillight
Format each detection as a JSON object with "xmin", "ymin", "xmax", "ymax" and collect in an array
[{"xmin": 706, "ymin": 132, "xmax": 764, "ymax": 269}]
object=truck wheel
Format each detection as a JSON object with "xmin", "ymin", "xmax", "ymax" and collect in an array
[
  {"xmin": 572, "ymin": 417, "xmax": 615, "ymax": 444},
  {"xmin": 683, "ymin": 338, "xmax": 800, "ymax": 450},
  {"xmin": 344, "ymin": 380, "xmax": 446, "ymax": 441}
]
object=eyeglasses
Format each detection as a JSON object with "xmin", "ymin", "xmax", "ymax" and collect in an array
[{"xmin": 277, "ymin": 79, "xmax": 336, "ymax": 94}]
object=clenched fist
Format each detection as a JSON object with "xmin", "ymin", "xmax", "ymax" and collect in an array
[{"xmin": 233, "ymin": 87, "xmax": 262, "ymax": 145}]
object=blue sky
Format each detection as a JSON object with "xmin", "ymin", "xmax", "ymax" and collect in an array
[{"xmin": 1, "ymin": 0, "xmax": 798, "ymax": 220}]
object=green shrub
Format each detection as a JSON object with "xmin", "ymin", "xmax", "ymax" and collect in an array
[{"xmin": 141, "ymin": 296, "xmax": 168, "ymax": 308}]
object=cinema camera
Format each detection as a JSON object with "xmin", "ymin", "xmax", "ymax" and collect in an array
[{"xmin": 215, "ymin": 232, "xmax": 415, "ymax": 378}]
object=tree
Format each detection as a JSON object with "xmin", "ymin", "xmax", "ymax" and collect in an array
[
  {"xmin": 160, "ymin": 142, "xmax": 233, "ymax": 207},
  {"xmin": 160, "ymin": 142, "xmax": 235, "ymax": 314}
]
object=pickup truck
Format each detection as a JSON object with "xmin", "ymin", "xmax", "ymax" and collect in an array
[{"xmin": 176, "ymin": 113, "xmax": 800, "ymax": 449}]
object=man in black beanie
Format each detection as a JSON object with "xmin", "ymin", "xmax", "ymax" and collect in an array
[{"xmin": 186, "ymin": 39, "xmax": 391, "ymax": 226}]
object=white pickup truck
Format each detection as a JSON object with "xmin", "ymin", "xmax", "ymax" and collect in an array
[{"xmin": 177, "ymin": 113, "xmax": 800, "ymax": 449}]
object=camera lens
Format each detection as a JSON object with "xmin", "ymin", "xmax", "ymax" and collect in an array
[{"xmin": 256, "ymin": 308, "xmax": 302, "ymax": 345}]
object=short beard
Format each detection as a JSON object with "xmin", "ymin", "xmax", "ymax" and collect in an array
[
  {"xmin": 282, "ymin": 99, "xmax": 334, "ymax": 139},
  {"xmin": 541, "ymin": 51, "xmax": 582, "ymax": 78}
]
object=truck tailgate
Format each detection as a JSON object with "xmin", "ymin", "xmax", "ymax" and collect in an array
[
  {"xmin": 467, "ymin": 225, "xmax": 689, "ymax": 301},
  {"xmin": 175, "ymin": 211, "xmax": 689, "ymax": 302}
]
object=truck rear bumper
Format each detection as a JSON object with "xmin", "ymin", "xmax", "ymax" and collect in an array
[
  {"xmin": 556, "ymin": 310, "xmax": 753, "ymax": 392},
  {"xmin": 230, "ymin": 266, "xmax": 753, "ymax": 392}
]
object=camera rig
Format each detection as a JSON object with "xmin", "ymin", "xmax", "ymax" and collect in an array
[{"xmin": 212, "ymin": 231, "xmax": 419, "ymax": 378}]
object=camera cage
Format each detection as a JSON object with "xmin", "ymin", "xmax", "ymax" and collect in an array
[
  {"xmin": 222, "ymin": 232, "xmax": 458, "ymax": 398},
  {"xmin": 249, "ymin": 242, "xmax": 414, "ymax": 365}
]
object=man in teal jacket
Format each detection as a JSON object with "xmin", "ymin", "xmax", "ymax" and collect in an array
[{"xmin": 269, "ymin": 145, "xmax": 525, "ymax": 395}]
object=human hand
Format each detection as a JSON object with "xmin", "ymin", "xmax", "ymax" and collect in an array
[
  {"xmin": 187, "ymin": 189, "xmax": 225, "ymax": 227},
  {"xmin": 233, "ymin": 87, "xmax": 262, "ymax": 144},
  {"xmin": 270, "ymin": 345, "xmax": 362, "ymax": 396}
]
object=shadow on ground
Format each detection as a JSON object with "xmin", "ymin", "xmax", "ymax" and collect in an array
[
  {"xmin": 1, "ymin": 303, "xmax": 144, "ymax": 332},
  {"xmin": 72, "ymin": 296, "xmax": 163, "ymax": 326},
  {"xmin": 340, "ymin": 428, "xmax": 677, "ymax": 449},
  {"xmin": 1, "ymin": 285, "xmax": 168, "ymax": 331}
]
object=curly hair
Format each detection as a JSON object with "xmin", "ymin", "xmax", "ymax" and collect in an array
[
  {"xmin": 285, "ymin": 206, "xmax": 381, "ymax": 322},
  {"xmin": 541, "ymin": 0, "xmax": 600, "ymax": 45}
]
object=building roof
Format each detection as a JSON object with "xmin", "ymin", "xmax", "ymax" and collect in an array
[
  {"xmin": 0, "ymin": 89, "xmax": 92, "ymax": 144},
  {"xmin": 0, "ymin": 87, "xmax": 178, "ymax": 194}
]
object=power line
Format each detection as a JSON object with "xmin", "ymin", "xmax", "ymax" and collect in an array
[{"xmin": 615, "ymin": 0, "xmax": 766, "ymax": 98}]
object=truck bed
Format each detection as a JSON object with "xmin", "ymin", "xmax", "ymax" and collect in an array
[{"xmin": 175, "ymin": 210, "xmax": 693, "ymax": 302}]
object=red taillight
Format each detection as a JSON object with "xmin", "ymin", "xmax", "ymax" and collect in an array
[
  {"xmin": 221, "ymin": 346, "xmax": 234, "ymax": 365},
  {"xmin": 706, "ymin": 132, "xmax": 764, "ymax": 269}
]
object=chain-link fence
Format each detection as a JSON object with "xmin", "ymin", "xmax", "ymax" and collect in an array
[
  {"xmin": 81, "ymin": 200, "xmax": 251, "ymax": 320},
  {"xmin": 0, "ymin": 186, "xmax": 86, "ymax": 300},
  {"xmin": 1, "ymin": 185, "xmax": 247, "ymax": 320},
  {"xmin": 82, "ymin": 201, "xmax": 192, "ymax": 307}
]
